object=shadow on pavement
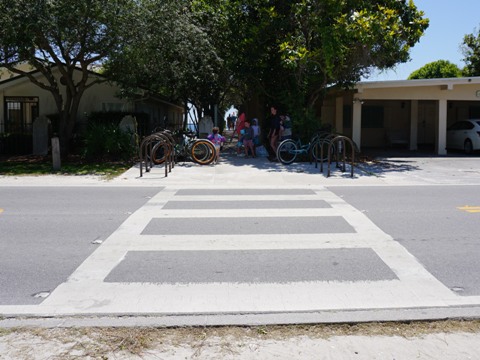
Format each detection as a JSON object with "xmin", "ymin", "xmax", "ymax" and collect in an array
[{"xmin": 135, "ymin": 140, "xmax": 480, "ymax": 181}]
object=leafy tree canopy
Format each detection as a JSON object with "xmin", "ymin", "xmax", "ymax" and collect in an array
[
  {"xmin": 408, "ymin": 60, "xmax": 462, "ymax": 79},
  {"xmin": 105, "ymin": 0, "xmax": 230, "ymax": 122},
  {"xmin": 1, "ymin": 0, "xmax": 430, "ymax": 146},
  {"xmin": 223, "ymin": 0, "xmax": 429, "ymax": 137},
  {"xmin": 107, "ymin": 0, "xmax": 428, "ymax": 137},
  {"xmin": 274, "ymin": 0, "xmax": 429, "ymax": 103},
  {"xmin": 462, "ymin": 26, "xmax": 480, "ymax": 76},
  {"xmin": 0, "ymin": 0, "xmax": 134, "ymax": 152}
]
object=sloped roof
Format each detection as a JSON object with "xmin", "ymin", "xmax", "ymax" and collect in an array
[{"xmin": 0, "ymin": 62, "xmax": 35, "ymax": 81}]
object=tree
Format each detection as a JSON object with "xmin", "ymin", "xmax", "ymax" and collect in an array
[
  {"xmin": 105, "ymin": 0, "xmax": 230, "ymax": 130},
  {"xmin": 0, "ymin": 0, "xmax": 134, "ymax": 153},
  {"xmin": 462, "ymin": 26, "xmax": 480, "ymax": 76},
  {"xmin": 107, "ymin": 0, "xmax": 429, "ymax": 139},
  {"xmin": 224, "ymin": 0, "xmax": 429, "ymax": 138},
  {"xmin": 408, "ymin": 60, "xmax": 462, "ymax": 79}
]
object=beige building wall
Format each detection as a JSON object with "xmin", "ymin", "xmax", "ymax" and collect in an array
[
  {"xmin": 1, "ymin": 69, "xmax": 133, "ymax": 120},
  {"xmin": 1, "ymin": 67, "xmax": 184, "ymax": 137}
]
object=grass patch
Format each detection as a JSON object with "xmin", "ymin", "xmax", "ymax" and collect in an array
[{"xmin": 0, "ymin": 155, "xmax": 132, "ymax": 179}]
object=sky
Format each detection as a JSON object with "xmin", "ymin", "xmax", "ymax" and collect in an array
[{"xmin": 366, "ymin": 0, "xmax": 480, "ymax": 81}]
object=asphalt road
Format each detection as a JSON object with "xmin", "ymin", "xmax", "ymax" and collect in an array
[
  {"xmin": 328, "ymin": 185, "xmax": 480, "ymax": 296},
  {"xmin": 0, "ymin": 186, "xmax": 162, "ymax": 305},
  {"xmin": 1, "ymin": 182, "xmax": 480, "ymax": 322}
]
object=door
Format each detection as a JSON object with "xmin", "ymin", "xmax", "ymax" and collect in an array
[{"xmin": 418, "ymin": 101, "xmax": 436, "ymax": 145}]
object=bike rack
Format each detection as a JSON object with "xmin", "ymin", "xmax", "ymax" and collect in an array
[
  {"xmin": 139, "ymin": 135, "xmax": 153, "ymax": 177},
  {"xmin": 153, "ymin": 133, "xmax": 174, "ymax": 178},
  {"xmin": 138, "ymin": 130, "xmax": 230, "ymax": 178},
  {"xmin": 317, "ymin": 133, "xmax": 337, "ymax": 172},
  {"xmin": 139, "ymin": 130, "xmax": 176, "ymax": 177},
  {"xmin": 326, "ymin": 135, "xmax": 356, "ymax": 178}
]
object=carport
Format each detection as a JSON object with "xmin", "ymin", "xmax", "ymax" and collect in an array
[{"xmin": 322, "ymin": 77, "xmax": 480, "ymax": 154}]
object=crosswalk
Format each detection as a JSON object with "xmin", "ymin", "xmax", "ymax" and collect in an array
[{"xmin": 11, "ymin": 186, "xmax": 480, "ymax": 317}]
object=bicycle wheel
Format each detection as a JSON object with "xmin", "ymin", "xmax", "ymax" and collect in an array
[
  {"xmin": 311, "ymin": 138, "xmax": 335, "ymax": 162},
  {"xmin": 151, "ymin": 141, "xmax": 168, "ymax": 164},
  {"xmin": 310, "ymin": 131, "xmax": 330, "ymax": 145},
  {"xmin": 190, "ymin": 139, "xmax": 216, "ymax": 165},
  {"xmin": 277, "ymin": 139, "xmax": 298, "ymax": 164}
]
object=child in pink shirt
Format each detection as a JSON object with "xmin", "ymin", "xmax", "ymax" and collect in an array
[{"xmin": 207, "ymin": 127, "xmax": 226, "ymax": 164}]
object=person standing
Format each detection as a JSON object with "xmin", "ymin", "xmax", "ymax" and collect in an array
[
  {"xmin": 267, "ymin": 105, "xmax": 281, "ymax": 159},
  {"xmin": 226, "ymin": 114, "xmax": 232, "ymax": 130},
  {"xmin": 230, "ymin": 112, "xmax": 237, "ymax": 131},
  {"xmin": 227, "ymin": 113, "xmax": 235, "ymax": 130},
  {"xmin": 251, "ymin": 118, "xmax": 261, "ymax": 146},
  {"xmin": 242, "ymin": 120, "xmax": 255, "ymax": 158},
  {"xmin": 235, "ymin": 110, "xmax": 246, "ymax": 155}
]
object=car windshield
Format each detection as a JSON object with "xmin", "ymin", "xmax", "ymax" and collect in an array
[{"xmin": 448, "ymin": 122, "xmax": 464, "ymax": 130}]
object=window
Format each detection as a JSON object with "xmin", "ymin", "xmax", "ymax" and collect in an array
[
  {"xmin": 448, "ymin": 122, "xmax": 463, "ymax": 131},
  {"xmin": 448, "ymin": 121, "xmax": 475, "ymax": 131},
  {"xmin": 3, "ymin": 97, "xmax": 39, "ymax": 134},
  {"xmin": 102, "ymin": 102, "xmax": 129, "ymax": 112},
  {"xmin": 343, "ymin": 105, "xmax": 384, "ymax": 129},
  {"xmin": 361, "ymin": 106, "xmax": 384, "ymax": 129},
  {"xmin": 469, "ymin": 106, "xmax": 480, "ymax": 118},
  {"xmin": 343, "ymin": 105, "xmax": 352, "ymax": 128}
]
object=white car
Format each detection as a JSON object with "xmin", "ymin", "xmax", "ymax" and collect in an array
[{"xmin": 446, "ymin": 119, "xmax": 480, "ymax": 154}]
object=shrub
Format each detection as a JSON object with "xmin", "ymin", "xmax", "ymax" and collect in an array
[
  {"xmin": 0, "ymin": 133, "xmax": 33, "ymax": 155},
  {"xmin": 83, "ymin": 122, "xmax": 135, "ymax": 161}
]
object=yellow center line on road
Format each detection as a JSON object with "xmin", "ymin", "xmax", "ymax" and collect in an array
[{"xmin": 457, "ymin": 206, "xmax": 480, "ymax": 213}]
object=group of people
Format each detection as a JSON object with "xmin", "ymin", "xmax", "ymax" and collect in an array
[
  {"xmin": 207, "ymin": 105, "xmax": 292, "ymax": 163},
  {"xmin": 234, "ymin": 112, "xmax": 261, "ymax": 158},
  {"xmin": 226, "ymin": 113, "xmax": 237, "ymax": 131}
]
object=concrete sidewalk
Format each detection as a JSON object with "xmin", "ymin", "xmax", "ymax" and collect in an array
[
  {"xmin": 121, "ymin": 152, "xmax": 480, "ymax": 188},
  {"xmin": 2, "ymin": 152, "xmax": 479, "ymax": 187}
]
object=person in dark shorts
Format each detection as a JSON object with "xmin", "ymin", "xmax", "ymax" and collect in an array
[
  {"xmin": 242, "ymin": 119, "xmax": 255, "ymax": 158},
  {"xmin": 267, "ymin": 105, "xmax": 281, "ymax": 159}
]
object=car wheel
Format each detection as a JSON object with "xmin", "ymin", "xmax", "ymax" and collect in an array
[{"xmin": 464, "ymin": 139, "xmax": 473, "ymax": 154}]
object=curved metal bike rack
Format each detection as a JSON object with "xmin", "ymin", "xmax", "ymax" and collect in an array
[
  {"xmin": 318, "ymin": 133, "xmax": 337, "ymax": 172},
  {"xmin": 139, "ymin": 130, "xmax": 175, "ymax": 177},
  {"xmin": 326, "ymin": 135, "xmax": 356, "ymax": 178},
  {"xmin": 139, "ymin": 129, "xmax": 217, "ymax": 178}
]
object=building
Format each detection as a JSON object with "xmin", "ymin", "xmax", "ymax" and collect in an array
[
  {"xmin": 0, "ymin": 64, "xmax": 183, "ymax": 154},
  {"xmin": 322, "ymin": 77, "xmax": 480, "ymax": 154}
]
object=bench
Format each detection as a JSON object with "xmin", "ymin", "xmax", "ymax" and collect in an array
[{"xmin": 386, "ymin": 130, "xmax": 409, "ymax": 147}]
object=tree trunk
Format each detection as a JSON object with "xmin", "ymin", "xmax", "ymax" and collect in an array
[
  {"xmin": 57, "ymin": 89, "xmax": 82, "ymax": 157},
  {"xmin": 58, "ymin": 111, "xmax": 71, "ymax": 158}
]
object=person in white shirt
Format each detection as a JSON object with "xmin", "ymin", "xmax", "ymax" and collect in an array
[{"xmin": 251, "ymin": 118, "xmax": 261, "ymax": 146}]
